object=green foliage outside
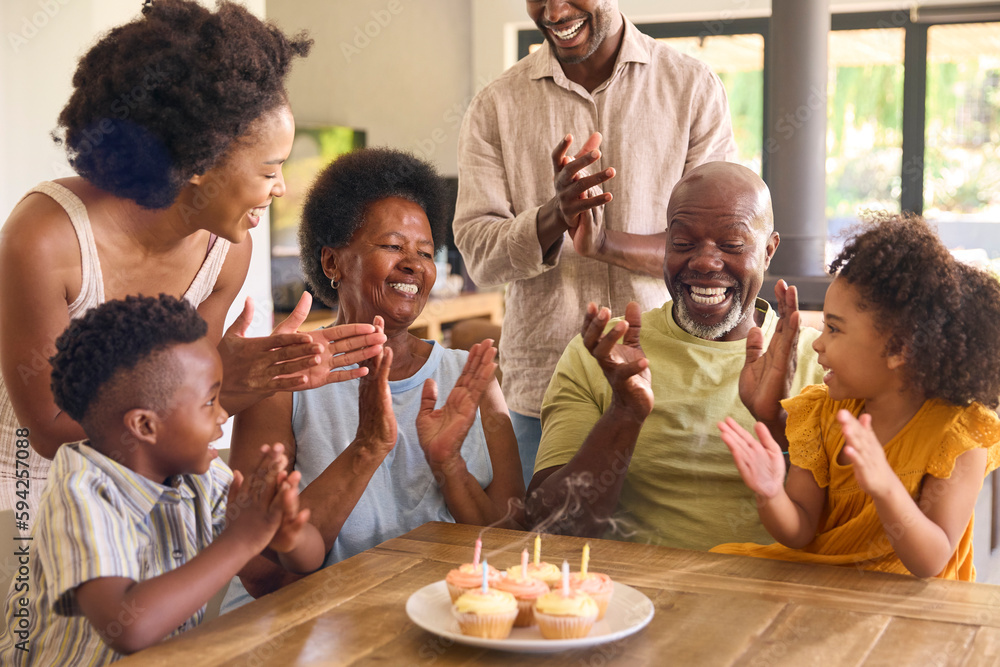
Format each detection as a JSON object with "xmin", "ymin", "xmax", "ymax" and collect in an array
[
  {"xmin": 825, "ymin": 64, "xmax": 904, "ymax": 218},
  {"xmin": 717, "ymin": 70, "xmax": 763, "ymax": 173},
  {"xmin": 816, "ymin": 57, "xmax": 999, "ymax": 220},
  {"xmin": 924, "ymin": 61, "xmax": 1000, "ymax": 216}
]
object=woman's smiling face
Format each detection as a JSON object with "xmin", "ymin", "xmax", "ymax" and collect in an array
[
  {"xmin": 186, "ymin": 105, "xmax": 295, "ymax": 243},
  {"xmin": 323, "ymin": 197, "xmax": 437, "ymax": 329}
]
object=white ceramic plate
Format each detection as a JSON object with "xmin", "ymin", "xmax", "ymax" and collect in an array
[{"xmin": 405, "ymin": 580, "xmax": 654, "ymax": 654}]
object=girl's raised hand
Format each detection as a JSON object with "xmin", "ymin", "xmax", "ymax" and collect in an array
[
  {"xmin": 717, "ymin": 417, "xmax": 787, "ymax": 499},
  {"xmin": 838, "ymin": 410, "xmax": 896, "ymax": 498}
]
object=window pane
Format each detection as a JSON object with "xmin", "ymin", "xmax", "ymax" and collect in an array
[
  {"xmin": 826, "ymin": 28, "xmax": 905, "ymax": 223},
  {"xmin": 659, "ymin": 34, "xmax": 764, "ymax": 174},
  {"xmin": 925, "ymin": 22, "xmax": 1000, "ymax": 260}
]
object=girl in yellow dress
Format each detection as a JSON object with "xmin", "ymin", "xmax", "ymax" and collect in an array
[{"xmin": 712, "ymin": 213, "xmax": 1000, "ymax": 580}]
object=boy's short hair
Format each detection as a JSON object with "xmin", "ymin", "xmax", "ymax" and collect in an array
[{"xmin": 50, "ymin": 294, "xmax": 208, "ymax": 427}]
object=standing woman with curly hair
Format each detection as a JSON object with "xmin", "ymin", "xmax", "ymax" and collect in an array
[{"xmin": 0, "ymin": 0, "xmax": 385, "ymax": 514}]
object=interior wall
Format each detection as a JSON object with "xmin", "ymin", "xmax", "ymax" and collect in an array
[
  {"xmin": 267, "ymin": 0, "xmax": 473, "ymax": 177},
  {"xmin": 0, "ymin": 0, "xmax": 136, "ymax": 218}
]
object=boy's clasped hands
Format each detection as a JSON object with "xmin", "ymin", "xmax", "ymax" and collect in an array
[{"xmin": 224, "ymin": 443, "xmax": 324, "ymax": 572}]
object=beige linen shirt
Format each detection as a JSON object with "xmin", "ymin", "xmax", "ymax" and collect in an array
[{"xmin": 455, "ymin": 18, "xmax": 738, "ymax": 417}]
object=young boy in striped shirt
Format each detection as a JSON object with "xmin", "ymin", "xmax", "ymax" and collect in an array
[{"xmin": 0, "ymin": 294, "xmax": 324, "ymax": 664}]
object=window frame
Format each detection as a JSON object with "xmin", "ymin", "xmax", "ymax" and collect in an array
[{"xmin": 516, "ymin": 7, "xmax": 1000, "ymax": 217}]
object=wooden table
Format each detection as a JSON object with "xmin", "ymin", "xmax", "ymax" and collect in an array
[
  {"xmin": 120, "ymin": 522, "xmax": 1000, "ymax": 666},
  {"xmin": 299, "ymin": 291, "xmax": 504, "ymax": 341}
]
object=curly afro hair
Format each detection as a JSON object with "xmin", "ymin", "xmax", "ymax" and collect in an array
[
  {"xmin": 830, "ymin": 211, "xmax": 1000, "ymax": 408},
  {"xmin": 56, "ymin": 0, "xmax": 311, "ymax": 209},
  {"xmin": 50, "ymin": 294, "xmax": 208, "ymax": 427},
  {"xmin": 298, "ymin": 148, "xmax": 448, "ymax": 308},
  {"xmin": 952, "ymin": 262, "xmax": 1000, "ymax": 409}
]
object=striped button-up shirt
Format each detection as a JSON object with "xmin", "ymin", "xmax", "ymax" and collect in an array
[{"xmin": 0, "ymin": 441, "xmax": 231, "ymax": 665}]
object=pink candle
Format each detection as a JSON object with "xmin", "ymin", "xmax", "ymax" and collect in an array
[
  {"xmin": 561, "ymin": 559, "xmax": 569, "ymax": 597},
  {"xmin": 520, "ymin": 548, "xmax": 528, "ymax": 579},
  {"xmin": 473, "ymin": 537, "xmax": 482, "ymax": 569}
]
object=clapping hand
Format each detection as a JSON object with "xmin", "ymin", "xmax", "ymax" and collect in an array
[
  {"xmin": 354, "ymin": 316, "xmax": 397, "ymax": 457},
  {"xmin": 218, "ymin": 293, "xmax": 386, "ymax": 409},
  {"xmin": 717, "ymin": 417, "xmax": 787, "ymax": 499},
  {"xmin": 551, "ymin": 132, "xmax": 615, "ymax": 258},
  {"xmin": 266, "ymin": 464, "xmax": 311, "ymax": 554},
  {"xmin": 272, "ymin": 291, "xmax": 387, "ymax": 386},
  {"xmin": 838, "ymin": 410, "xmax": 895, "ymax": 499},
  {"xmin": 416, "ymin": 340, "xmax": 498, "ymax": 473},
  {"xmin": 582, "ymin": 301, "xmax": 652, "ymax": 421},
  {"xmin": 225, "ymin": 443, "xmax": 295, "ymax": 551},
  {"xmin": 739, "ymin": 280, "xmax": 801, "ymax": 423}
]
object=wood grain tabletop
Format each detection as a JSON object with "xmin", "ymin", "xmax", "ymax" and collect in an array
[{"xmin": 117, "ymin": 521, "xmax": 1000, "ymax": 666}]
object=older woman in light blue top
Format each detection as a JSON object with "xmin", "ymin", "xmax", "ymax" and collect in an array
[{"xmin": 223, "ymin": 149, "xmax": 523, "ymax": 608}]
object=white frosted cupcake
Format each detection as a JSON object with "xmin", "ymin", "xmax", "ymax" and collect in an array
[
  {"xmin": 523, "ymin": 534, "xmax": 562, "ymax": 588},
  {"xmin": 508, "ymin": 561, "xmax": 561, "ymax": 589},
  {"xmin": 533, "ymin": 590, "xmax": 599, "ymax": 639},
  {"xmin": 452, "ymin": 588, "xmax": 518, "ymax": 639}
]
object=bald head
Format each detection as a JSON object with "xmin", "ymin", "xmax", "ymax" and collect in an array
[
  {"xmin": 667, "ymin": 161, "xmax": 773, "ymax": 235},
  {"xmin": 663, "ymin": 161, "xmax": 779, "ymax": 342}
]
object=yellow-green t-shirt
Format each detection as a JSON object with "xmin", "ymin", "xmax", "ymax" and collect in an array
[{"xmin": 536, "ymin": 298, "xmax": 825, "ymax": 550}]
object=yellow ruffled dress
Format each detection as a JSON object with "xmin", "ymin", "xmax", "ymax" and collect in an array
[{"xmin": 712, "ymin": 384, "xmax": 1000, "ymax": 580}]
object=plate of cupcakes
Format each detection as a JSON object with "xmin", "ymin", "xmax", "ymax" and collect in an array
[{"xmin": 405, "ymin": 536, "xmax": 654, "ymax": 654}]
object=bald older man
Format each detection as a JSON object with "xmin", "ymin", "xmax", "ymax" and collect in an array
[
  {"xmin": 454, "ymin": 0, "xmax": 737, "ymax": 488},
  {"xmin": 526, "ymin": 162, "xmax": 825, "ymax": 549}
]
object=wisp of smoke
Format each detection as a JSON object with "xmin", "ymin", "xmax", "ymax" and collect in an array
[{"xmin": 476, "ymin": 472, "xmax": 638, "ymax": 565}]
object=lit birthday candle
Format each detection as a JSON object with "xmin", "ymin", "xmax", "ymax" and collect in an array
[
  {"xmin": 473, "ymin": 537, "xmax": 482, "ymax": 570},
  {"xmin": 581, "ymin": 543, "xmax": 590, "ymax": 577},
  {"xmin": 561, "ymin": 559, "xmax": 570, "ymax": 597},
  {"xmin": 520, "ymin": 548, "xmax": 529, "ymax": 579},
  {"xmin": 481, "ymin": 557, "xmax": 489, "ymax": 593},
  {"xmin": 533, "ymin": 534, "xmax": 541, "ymax": 566}
]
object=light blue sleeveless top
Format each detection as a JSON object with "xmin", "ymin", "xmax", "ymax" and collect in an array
[{"xmin": 221, "ymin": 341, "xmax": 493, "ymax": 613}]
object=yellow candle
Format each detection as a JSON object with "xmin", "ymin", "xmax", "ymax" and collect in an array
[
  {"xmin": 534, "ymin": 534, "xmax": 541, "ymax": 566},
  {"xmin": 581, "ymin": 543, "xmax": 590, "ymax": 576}
]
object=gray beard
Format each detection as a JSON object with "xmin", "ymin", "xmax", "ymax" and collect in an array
[{"xmin": 673, "ymin": 290, "xmax": 748, "ymax": 340}]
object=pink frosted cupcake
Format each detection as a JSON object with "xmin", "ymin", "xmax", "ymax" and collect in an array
[
  {"xmin": 569, "ymin": 572, "xmax": 614, "ymax": 620},
  {"xmin": 496, "ymin": 550, "xmax": 550, "ymax": 626},
  {"xmin": 446, "ymin": 563, "xmax": 501, "ymax": 602},
  {"xmin": 446, "ymin": 537, "xmax": 500, "ymax": 601},
  {"xmin": 452, "ymin": 588, "xmax": 518, "ymax": 639},
  {"xmin": 533, "ymin": 589, "xmax": 598, "ymax": 639}
]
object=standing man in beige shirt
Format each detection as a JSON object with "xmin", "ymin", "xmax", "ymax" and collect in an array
[{"xmin": 454, "ymin": 0, "xmax": 738, "ymax": 485}]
